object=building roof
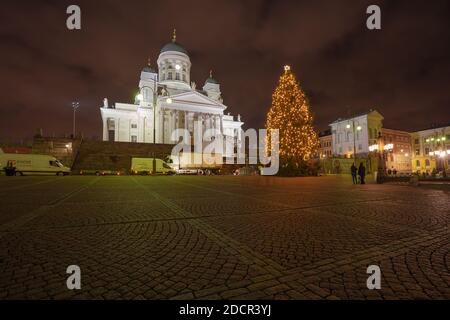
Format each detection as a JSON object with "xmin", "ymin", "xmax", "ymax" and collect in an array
[
  {"xmin": 319, "ymin": 129, "xmax": 332, "ymax": 137},
  {"xmin": 413, "ymin": 122, "xmax": 450, "ymax": 133},
  {"xmin": 330, "ymin": 109, "xmax": 383, "ymax": 124}
]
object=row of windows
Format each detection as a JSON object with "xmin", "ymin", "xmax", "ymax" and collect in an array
[
  {"xmin": 160, "ymin": 72, "xmax": 187, "ymax": 82},
  {"xmin": 416, "ymin": 159, "xmax": 431, "ymax": 167},
  {"xmin": 414, "ymin": 135, "xmax": 449, "ymax": 145},
  {"xmin": 161, "ymin": 64, "xmax": 187, "ymax": 72}
]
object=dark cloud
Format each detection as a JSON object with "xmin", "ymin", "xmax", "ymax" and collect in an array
[{"xmin": 0, "ymin": 0, "xmax": 449, "ymax": 142}]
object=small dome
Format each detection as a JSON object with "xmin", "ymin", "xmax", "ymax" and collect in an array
[
  {"xmin": 142, "ymin": 58, "xmax": 156, "ymax": 73},
  {"xmin": 142, "ymin": 65, "xmax": 156, "ymax": 73},
  {"xmin": 205, "ymin": 70, "xmax": 218, "ymax": 85}
]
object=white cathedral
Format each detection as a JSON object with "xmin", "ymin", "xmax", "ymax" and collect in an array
[{"xmin": 100, "ymin": 30, "xmax": 244, "ymax": 158}]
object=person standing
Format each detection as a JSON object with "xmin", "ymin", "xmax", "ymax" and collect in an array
[
  {"xmin": 351, "ymin": 163, "xmax": 358, "ymax": 184},
  {"xmin": 358, "ymin": 163, "xmax": 366, "ymax": 185}
]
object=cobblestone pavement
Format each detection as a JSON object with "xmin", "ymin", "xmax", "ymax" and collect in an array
[{"xmin": 0, "ymin": 175, "xmax": 449, "ymax": 300}]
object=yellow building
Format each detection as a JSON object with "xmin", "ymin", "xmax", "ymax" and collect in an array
[{"xmin": 411, "ymin": 125, "xmax": 450, "ymax": 174}]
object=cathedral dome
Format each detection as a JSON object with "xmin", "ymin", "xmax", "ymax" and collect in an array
[
  {"xmin": 160, "ymin": 42, "xmax": 188, "ymax": 55},
  {"xmin": 160, "ymin": 29, "xmax": 188, "ymax": 55}
]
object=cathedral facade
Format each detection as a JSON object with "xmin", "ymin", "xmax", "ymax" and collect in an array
[{"xmin": 100, "ymin": 31, "xmax": 244, "ymax": 157}]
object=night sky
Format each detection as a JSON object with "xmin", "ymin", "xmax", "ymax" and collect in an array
[{"xmin": 1, "ymin": 0, "xmax": 450, "ymax": 142}]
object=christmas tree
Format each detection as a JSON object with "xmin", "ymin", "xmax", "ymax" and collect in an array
[{"xmin": 266, "ymin": 65, "xmax": 320, "ymax": 167}]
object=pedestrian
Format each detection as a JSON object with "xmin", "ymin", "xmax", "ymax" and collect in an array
[
  {"xmin": 351, "ymin": 163, "xmax": 357, "ymax": 184},
  {"xmin": 358, "ymin": 163, "xmax": 366, "ymax": 185}
]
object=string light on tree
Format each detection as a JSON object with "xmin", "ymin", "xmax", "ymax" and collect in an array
[{"xmin": 266, "ymin": 65, "xmax": 320, "ymax": 163}]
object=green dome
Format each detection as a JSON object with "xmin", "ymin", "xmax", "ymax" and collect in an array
[
  {"xmin": 160, "ymin": 42, "xmax": 188, "ymax": 55},
  {"xmin": 205, "ymin": 70, "xmax": 218, "ymax": 85},
  {"xmin": 142, "ymin": 65, "xmax": 156, "ymax": 73},
  {"xmin": 205, "ymin": 77, "xmax": 218, "ymax": 84}
]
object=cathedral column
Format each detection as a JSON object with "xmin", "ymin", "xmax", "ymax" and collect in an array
[
  {"xmin": 102, "ymin": 117, "xmax": 108, "ymax": 141},
  {"xmin": 114, "ymin": 118, "xmax": 119, "ymax": 142},
  {"xmin": 161, "ymin": 108, "xmax": 166, "ymax": 144},
  {"xmin": 169, "ymin": 110, "xmax": 175, "ymax": 143}
]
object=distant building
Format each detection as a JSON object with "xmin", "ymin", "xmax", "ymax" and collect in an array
[
  {"xmin": 330, "ymin": 110, "xmax": 384, "ymax": 158},
  {"xmin": 318, "ymin": 129, "xmax": 332, "ymax": 158},
  {"xmin": 410, "ymin": 124, "xmax": 450, "ymax": 174},
  {"xmin": 381, "ymin": 128, "xmax": 412, "ymax": 173},
  {"xmin": 0, "ymin": 147, "xmax": 31, "ymax": 154}
]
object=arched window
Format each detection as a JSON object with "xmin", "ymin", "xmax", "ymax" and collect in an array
[
  {"xmin": 416, "ymin": 160, "xmax": 420, "ymax": 167},
  {"xmin": 168, "ymin": 72, "xmax": 173, "ymax": 80},
  {"xmin": 425, "ymin": 159, "xmax": 430, "ymax": 167}
]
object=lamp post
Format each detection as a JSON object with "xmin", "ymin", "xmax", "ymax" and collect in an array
[
  {"xmin": 346, "ymin": 120, "xmax": 362, "ymax": 162},
  {"xmin": 71, "ymin": 102, "xmax": 80, "ymax": 138},
  {"xmin": 426, "ymin": 134, "xmax": 448, "ymax": 175},
  {"xmin": 136, "ymin": 81, "xmax": 173, "ymax": 175},
  {"xmin": 369, "ymin": 133, "xmax": 393, "ymax": 183}
]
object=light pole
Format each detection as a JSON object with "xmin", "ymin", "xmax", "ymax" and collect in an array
[
  {"xmin": 369, "ymin": 133, "xmax": 393, "ymax": 183},
  {"xmin": 71, "ymin": 102, "xmax": 80, "ymax": 138},
  {"xmin": 346, "ymin": 120, "xmax": 362, "ymax": 162},
  {"xmin": 136, "ymin": 81, "xmax": 172, "ymax": 175},
  {"xmin": 426, "ymin": 134, "xmax": 448, "ymax": 175}
]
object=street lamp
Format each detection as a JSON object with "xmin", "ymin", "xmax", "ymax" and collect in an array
[
  {"xmin": 135, "ymin": 81, "xmax": 173, "ymax": 175},
  {"xmin": 346, "ymin": 120, "xmax": 362, "ymax": 162},
  {"xmin": 71, "ymin": 102, "xmax": 80, "ymax": 138},
  {"xmin": 371, "ymin": 133, "xmax": 394, "ymax": 183},
  {"xmin": 136, "ymin": 79, "xmax": 159, "ymax": 174},
  {"xmin": 425, "ymin": 134, "xmax": 448, "ymax": 174}
]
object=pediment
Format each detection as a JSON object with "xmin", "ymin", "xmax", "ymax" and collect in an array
[{"xmin": 166, "ymin": 91, "xmax": 226, "ymax": 109}]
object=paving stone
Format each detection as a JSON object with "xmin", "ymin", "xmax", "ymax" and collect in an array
[{"xmin": 0, "ymin": 175, "xmax": 448, "ymax": 300}]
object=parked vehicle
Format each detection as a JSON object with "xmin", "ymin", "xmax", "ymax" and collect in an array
[
  {"xmin": 0, "ymin": 154, "xmax": 71, "ymax": 176},
  {"xmin": 79, "ymin": 170, "xmax": 125, "ymax": 176},
  {"xmin": 131, "ymin": 158, "xmax": 175, "ymax": 175},
  {"xmin": 166, "ymin": 153, "xmax": 221, "ymax": 175}
]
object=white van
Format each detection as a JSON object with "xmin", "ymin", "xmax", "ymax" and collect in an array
[
  {"xmin": 0, "ymin": 154, "xmax": 71, "ymax": 176},
  {"xmin": 131, "ymin": 158, "xmax": 175, "ymax": 175}
]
